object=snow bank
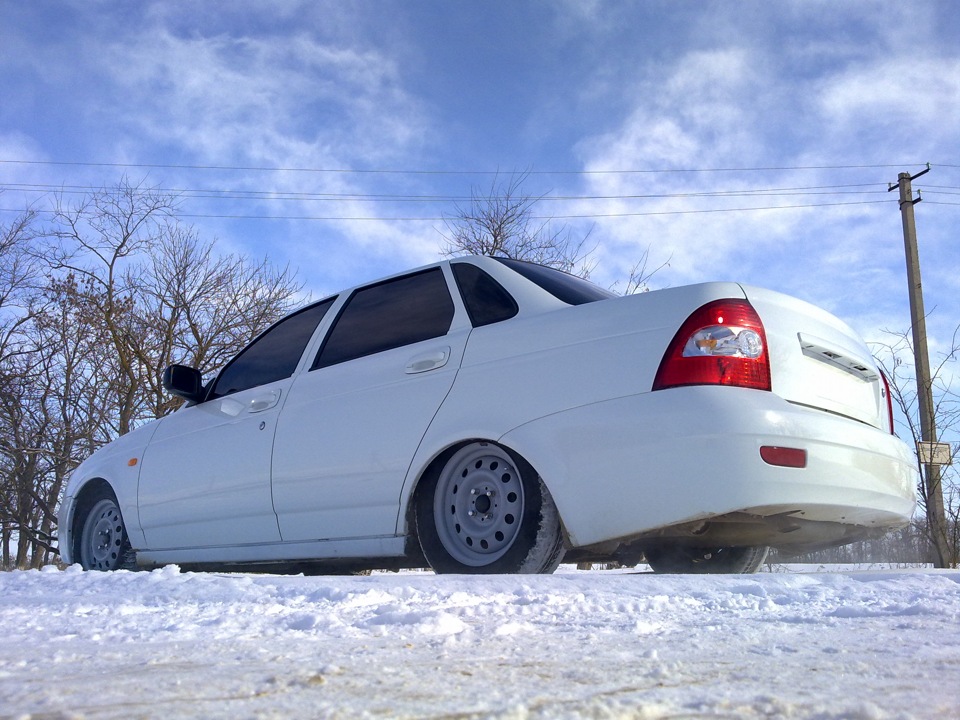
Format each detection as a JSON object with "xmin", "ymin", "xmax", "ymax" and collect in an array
[{"xmin": 1, "ymin": 565, "xmax": 957, "ymax": 718}]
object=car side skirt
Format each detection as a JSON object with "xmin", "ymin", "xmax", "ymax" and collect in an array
[{"xmin": 135, "ymin": 535, "xmax": 407, "ymax": 568}]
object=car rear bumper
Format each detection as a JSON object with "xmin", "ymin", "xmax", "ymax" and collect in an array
[{"xmin": 499, "ymin": 386, "xmax": 918, "ymax": 549}]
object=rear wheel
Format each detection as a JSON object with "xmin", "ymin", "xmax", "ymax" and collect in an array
[
  {"xmin": 416, "ymin": 442, "xmax": 564, "ymax": 574},
  {"xmin": 645, "ymin": 545, "xmax": 768, "ymax": 574},
  {"xmin": 77, "ymin": 489, "xmax": 132, "ymax": 571}
]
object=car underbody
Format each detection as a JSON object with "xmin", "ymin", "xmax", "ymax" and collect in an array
[{"xmin": 149, "ymin": 511, "xmax": 897, "ymax": 576}]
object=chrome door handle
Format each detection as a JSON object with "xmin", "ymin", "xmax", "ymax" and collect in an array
[
  {"xmin": 405, "ymin": 347, "xmax": 451, "ymax": 374},
  {"xmin": 249, "ymin": 390, "xmax": 282, "ymax": 413}
]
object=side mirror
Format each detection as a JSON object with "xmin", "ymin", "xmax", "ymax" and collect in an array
[{"xmin": 161, "ymin": 364, "xmax": 205, "ymax": 404}]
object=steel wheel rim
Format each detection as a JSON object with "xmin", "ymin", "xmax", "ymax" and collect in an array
[
  {"xmin": 434, "ymin": 444, "xmax": 525, "ymax": 567},
  {"xmin": 80, "ymin": 499, "xmax": 125, "ymax": 570}
]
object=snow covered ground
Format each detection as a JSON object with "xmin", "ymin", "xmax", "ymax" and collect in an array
[{"xmin": 1, "ymin": 564, "xmax": 958, "ymax": 719}]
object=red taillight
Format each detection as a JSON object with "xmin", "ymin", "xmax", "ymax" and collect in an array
[
  {"xmin": 653, "ymin": 299, "xmax": 771, "ymax": 391},
  {"xmin": 880, "ymin": 370, "xmax": 896, "ymax": 435}
]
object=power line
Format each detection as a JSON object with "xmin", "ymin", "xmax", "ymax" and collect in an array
[
  {"xmin": 537, "ymin": 199, "xmax": 893, "ymax": 219},
  {"xmin": 0, "ymin": 158, "xmax": 934, "ymax": 176},
  {"xmin": 0, "ymin": 161, "xmax": 938, "ymax": 221},
  {"xmin": 0, "ymin": 198, "xmax": 895, "ymax": 222},
  {"xmin": 0, "ymin": 181, "xmax": 891, "ymax": 203}
]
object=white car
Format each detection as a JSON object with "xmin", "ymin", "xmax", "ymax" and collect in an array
[{"xmin": 58, "ymin": 256, "xmax": 917, "ymax": 574}]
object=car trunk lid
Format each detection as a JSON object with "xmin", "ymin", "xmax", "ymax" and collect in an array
[{"xmin": 741, "ymin": 285, "xmax": 890, "ymax": 432}]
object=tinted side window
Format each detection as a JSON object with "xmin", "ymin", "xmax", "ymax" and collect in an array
[
  {"xmin": 314, "ymin": 268, "xmax": 454, "ymax": 369},
  {"xmin": 452, "ymin": 262, "xmax": 518, "ymax": 327},
  {"xmin": 211, "ymin": 298, "xmax": 335, "ymax": 397},
  {"xmin": 495, "ymin": 257, "xmax": 616, "ymax": 305}
]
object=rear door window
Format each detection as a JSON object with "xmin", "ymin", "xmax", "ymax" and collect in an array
[
  {"xmin": 313, "ymin": 268, "xmax": 455, "ymax": 369},
  {"xmin": 452, "ymin": 262, "xmax": 519, "ymax": 327}
]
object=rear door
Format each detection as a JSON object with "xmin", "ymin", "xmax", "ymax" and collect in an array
[{"xmin": 271, "ymin": 266, "xmax": 471, "ymax": 541}]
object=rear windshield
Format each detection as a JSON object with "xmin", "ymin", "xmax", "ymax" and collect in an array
[{"xmin": 495, "ymin": 258, "xmax": 616, "ymax": 306}]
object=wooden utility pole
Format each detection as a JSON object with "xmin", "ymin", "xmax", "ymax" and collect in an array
[{"xmin": 889, "ymin": 165, "xmax": 951, "ymax": 567}]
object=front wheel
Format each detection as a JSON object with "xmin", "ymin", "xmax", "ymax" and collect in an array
[
  {"xmin": 415, "ymin": 442, "xmax": 564, "ymax": 574},
  {"xmin": 645, "ymin": 545, "xmax": 768, "ymax": 574},
  {"xmin": 77, "ymin": 490, "xmax": 132, "ymax": 571}
]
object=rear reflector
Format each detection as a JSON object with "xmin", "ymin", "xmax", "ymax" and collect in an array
[{"xmin": 760, "ymin": 446, "xmax": 807, "ymax": 468}]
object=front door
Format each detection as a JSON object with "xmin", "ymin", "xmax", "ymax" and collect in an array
[
  {"xmin": 137, "ymin": 384, "xmax": 285, "ymax": 549},
  {"xmin": 137, "ymin": 299, "xmax": 334, "ymax": 550}
]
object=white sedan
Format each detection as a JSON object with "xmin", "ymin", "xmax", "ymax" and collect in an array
[{"xmin": 58, "ymin": 256, "xmax": 917, "ymax": 574}]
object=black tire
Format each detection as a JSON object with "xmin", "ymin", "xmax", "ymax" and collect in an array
[
  {"xmin": 76, "ymin": 488, "xmax": 132, "ymax": 571},
  {"xmin": 645, "ymin": 545, "xmax": 769, "ymax": 574},
  {"xmin": 415, "ymin": 442, "xmax": 565, "ymax": 574}
]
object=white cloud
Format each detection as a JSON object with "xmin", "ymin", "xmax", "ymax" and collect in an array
[
  {"xmin": 3, "ymin": 0, "xmax": 956, "ymax": 326},
  {"xmin": 571, "ymin": 45, "xmax": 803, "ymax": 291},
  {"xmin": 48, "ymin": 6, "xmax": 440, "ymax": 284},
  {"xmin": 579, "ymin": 48, "xmax": 761, "ymax": 171},
  {"xmin": 568, "ymin": 1, "xmax": 958, "ymax": 349},
  {"xmin": 818, "ymin": 56, "xmax": 960, "ymax": 144},
  {"xmin": 98, "ymin": 27, "xmax": 423, "ymax": 168}
]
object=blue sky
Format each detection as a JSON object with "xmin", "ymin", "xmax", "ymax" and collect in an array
[{"xmin": 1, "ymin": 0, "xmax": 958, "ymax": 371}]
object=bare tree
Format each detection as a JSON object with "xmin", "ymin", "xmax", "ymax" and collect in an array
[
  {"xmin": 0, "ymin": 286, "xmax": 112, "ymax": 567},
  {"xmin": 129, "ymin": 223, "xmax": 303, "ymax": 418},
  {"xmin": 0, "ymin": 208, "xmax": 40, "ymax": 300},
  {"xmin": 946, "ymin": 483, "xmax": 960, "ymax": 567},
  {"xmin": 44, "ymin": 178, "xmax": 303, "ymax": 432},
  {"xmin": 1, "ymin": 180, "xmax": 304, "ymax": 568},
  {"xmin": 441, "ymin": 172, "xmax": 597, "ymax": 278},
  {"xmin": 873, "ymin": 324, "xmax": 959, "ymax": 568},
  {"xmin": 440, "ymin": 171, "xmax": 664, "ymax": 294},
  {"xmin": 46, "ymin": 178, "xmax": 179, "ymax": 436},
  {"xmin": 0, "ymin": 207, "xmax": 42, "ymax": 369},
  {"xmin": 609, "ymin": 246, "xmax": 671, "ymax": 296},
  {"xmin": 0, "ymin": 208, "xmax": 44, "ymax": 568}
]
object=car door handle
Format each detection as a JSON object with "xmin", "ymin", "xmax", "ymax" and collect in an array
[
  {"xmin": 405, "ymin": 347, "xmax": 450, "ymax": 374},
  {"xmin": 248, "ymin": 389, "xmax": 282, "ymax": 413}
]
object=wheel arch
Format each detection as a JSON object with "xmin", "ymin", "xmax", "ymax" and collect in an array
[
  {"xmin": 401, "ymin": 437, "xmax": 569, "ymax": 551},
  {"xmin": 403, "ymin": 440, "xmax": 475, "ymax": 545},
  {"xmin": 68, "ymin": 478, "xmax": 119, "ymax": 563}
]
